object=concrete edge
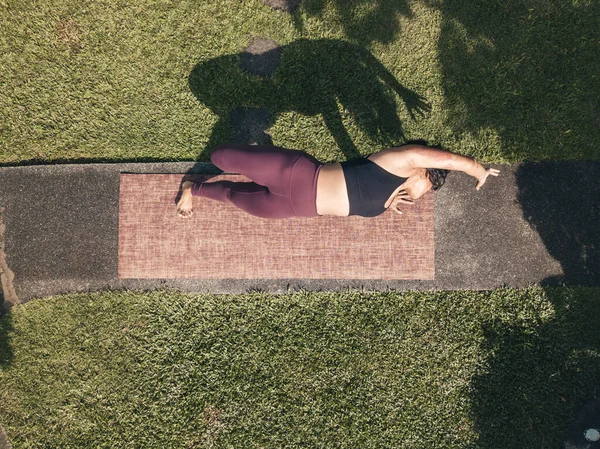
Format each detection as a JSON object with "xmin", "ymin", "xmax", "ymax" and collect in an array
[
  {"xmin": 0, "ymin": 161, "xmax": 216, "ymax": 175},
  {"xmin": 16, "ymin": 277, "xmax": 518, "ymax": 304}
]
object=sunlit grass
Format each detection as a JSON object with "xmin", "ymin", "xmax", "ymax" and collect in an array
[
  {"xmin": 2, "ymin": 0, "xmax": 597, "ymax": 165},
  {"xmin": 1, "ymin": 288, "xmax": 599, "ymax": 448}
]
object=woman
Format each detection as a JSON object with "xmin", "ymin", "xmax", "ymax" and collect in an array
[{"xmin": 176, "ymin": 143, "xmax": 499, "ymax": 219}]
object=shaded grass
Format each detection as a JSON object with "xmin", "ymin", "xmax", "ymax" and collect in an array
[
  {"xmin": 0, "ymin": 287, "xmax": 599, "ymax": 448},
  {"xmin": 436, "ymin": 0, "xmax": 600, "ymax": 161},
  {"xmin": 2, "ymin": 0, "xmax": 597, "ymax": 165}
]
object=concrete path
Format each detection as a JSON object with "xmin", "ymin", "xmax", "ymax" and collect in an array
[{"xmin": 1, "ymin": 160, "xmax": 598, "ymax": 306}]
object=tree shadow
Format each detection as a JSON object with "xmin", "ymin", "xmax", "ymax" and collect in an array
[
  {"xmin": 296, "ymin": 0, "xmax": 413, "ymax": 46},
  {"xmin": 188, "ymin": 38, "xmax": 429, "ymax": 165},
  {"xmin": 435, "ymin": 0, "xmax": 600, "ymax": 160},
  {"xmin": 471, "ymin": 287, "xmax": 600, "ymax": 449},
  {"xmin": 516, "ymin": 161, "xmax": 600, "ymax": 286}
]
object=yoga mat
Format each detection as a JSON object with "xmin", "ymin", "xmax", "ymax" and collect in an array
[{"xmin": 118, "ymin": 174, "xmax": 434, "ymax": 279}]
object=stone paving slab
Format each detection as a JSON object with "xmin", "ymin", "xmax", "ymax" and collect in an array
[{"xmin": 1, "ymin": 160, "xmax": 598, "ymax": 305}]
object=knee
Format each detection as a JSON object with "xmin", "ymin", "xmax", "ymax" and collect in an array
[
  {"xmin": 209, "ymin": 144, "xmax": 230, "ymax": 166},
  {"xmin": 210, "ymin": 143, "xmax": 248, "ymax": 167}
]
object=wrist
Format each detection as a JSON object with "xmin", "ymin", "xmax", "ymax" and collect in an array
[
  {"xmin": 478, "ymin": 164, "xmax": 487, "ymax": 180},
  {"xmin": 471, "ymin": 159, "xmax": 486, "ymax": 180}
]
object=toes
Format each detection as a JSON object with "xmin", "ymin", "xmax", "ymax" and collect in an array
[{"xmin": 177, "ymin": 208, "xmax": 193, "ymax": 218}]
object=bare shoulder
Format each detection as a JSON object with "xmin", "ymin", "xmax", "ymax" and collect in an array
[{"xmin": 367, "ymin": 145, "xmax": 427, "ymax": 177}]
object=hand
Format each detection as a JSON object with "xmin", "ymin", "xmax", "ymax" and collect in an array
[
  {"xmin": 390, "ymin": 189, "xmax": 414, "ymax": 215},
  {"xmin": 396, "ymin": 86, "xmax": 432, "ymax": 120},
  {"xmin": 405, "ymin": 92, "xmax": 432, "ymax": 120},
  {"xmin": 476, "ymin": 168, "xmax": 500, "ymax": 190}
]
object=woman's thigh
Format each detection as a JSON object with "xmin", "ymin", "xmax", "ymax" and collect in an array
[{"xmin": 209, "ymin": 144, "xmax": 303, "ymax": 196}]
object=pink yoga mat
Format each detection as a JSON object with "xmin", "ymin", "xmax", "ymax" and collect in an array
[{"xmin": 118, "ymin": 174, "xmax": 434, "ymax": 279}]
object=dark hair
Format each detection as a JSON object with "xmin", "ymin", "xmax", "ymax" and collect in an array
[{"xmin": 426, "ymin": 168, "xmax": 450, "ymax": 191}]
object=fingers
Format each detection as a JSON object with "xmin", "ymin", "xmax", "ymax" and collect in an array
[
  {"xmin": 394, "ymin": 190, "xmax": 414, "ymax": 204},
  {"xmin": 475, "ymin": 168, "xmax": 500, "ymax": 190},
  {"xmin": 392, "ymin": 200, "xmax": 413, "ymax": 214},
  {"xmin": 396, "ymin": 191, "xmax": 412, "ymax": 200},
  {"xmin": 408, "ymin": 103, "xmax": 432, "ymax": 119},
  {"xmin": 417, "ymin": 101, "xmax": 432, "ymax": 114},
  {"xmin": 391, "ymin": 189, "xmax": 418, "ymax": 213}
]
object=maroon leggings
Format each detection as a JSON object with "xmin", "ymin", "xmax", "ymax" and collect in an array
[{"xmin": 191, "ymin": 144, "xmax": 323, "ymax": 218}]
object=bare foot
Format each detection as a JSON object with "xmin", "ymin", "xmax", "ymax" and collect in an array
[{"xmin": 177, "ymin": 181, "xmax": 195, "ymax": 218}]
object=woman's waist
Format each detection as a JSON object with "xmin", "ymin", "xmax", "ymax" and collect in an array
[{"xmin": 315, "ymin": 163, "xmax": 350, "ymax": 216}]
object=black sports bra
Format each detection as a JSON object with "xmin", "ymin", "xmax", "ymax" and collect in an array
[{"xmin": 340, "ymin": 158, "xmax": 407, "ymax": 217}]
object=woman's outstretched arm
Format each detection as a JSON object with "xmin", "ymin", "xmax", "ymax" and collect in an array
[{"xmin": 400, "ymin": 144, "xmax": 499, "ymax": 190}]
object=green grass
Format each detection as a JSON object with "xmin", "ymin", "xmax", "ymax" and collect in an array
[
  {"xmin": 1, "ymin": 288, "xmax": 599, "ymax": 448},
  {"xmin": 1, "ymin": 0, "xmax": 598, "ymax": 165}
]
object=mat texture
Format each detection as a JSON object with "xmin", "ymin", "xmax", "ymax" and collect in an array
[{"xmin": 118, "ymin": 174, "xmax": 434, "ymax": 279}]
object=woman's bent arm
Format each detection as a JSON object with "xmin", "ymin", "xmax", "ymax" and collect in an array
[
  {"xmin": 400, "ymin": 145, "xmax": 487, "ymax": 180},
  {"xmin": 404, "ymin": 145, "xmax": 485, "ymax": 176},
  {"xmin": 390, "ymin": 144, "xmax": 499, "ymax": 189}
]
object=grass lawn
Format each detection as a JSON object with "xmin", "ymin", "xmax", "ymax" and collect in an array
[
  {"xmin": 1, "ymin": 0, "xmax": 598, "ymax": 164},
  {"xmin": 1, "ymin": 288, "xmax": 599, "ymax": 448}
]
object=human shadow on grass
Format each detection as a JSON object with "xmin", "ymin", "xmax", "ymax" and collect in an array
[
  {"xmin": 187, "ymin": 38, "xmax": 430, "ymax": 166},
  {"xmin": 436, "ymin": 0, "xmax": 600, "ymax": 160},
  {"xmin": 470, "ymin": 287, "xmax": 600, "ymax": 449},
  {"xmin": 295, "ymin": 0, "xmax": 412, "ymax": 46}
]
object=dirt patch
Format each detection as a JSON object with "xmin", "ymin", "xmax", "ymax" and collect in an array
[
  {"xmin": 182, "ymin": 406, "xmax": 224, "ymax": 449},
  {"xmin": 263, "ymin": 0, "xmax": 301, "ymax": 12},
  {"xmin": 201, "ymin": 406, "xmax": 224, "ymax": 448},
  {"xmin": 239, "ymin": 37, "xmax": 281, "ymax": 77},
  {"xmin": 54, "ymin": 18, "xmax": 82, "ymax": 51},
  {"xmin": 202, "ymin": 405, "xmax": 223, "ymax": 427}
]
